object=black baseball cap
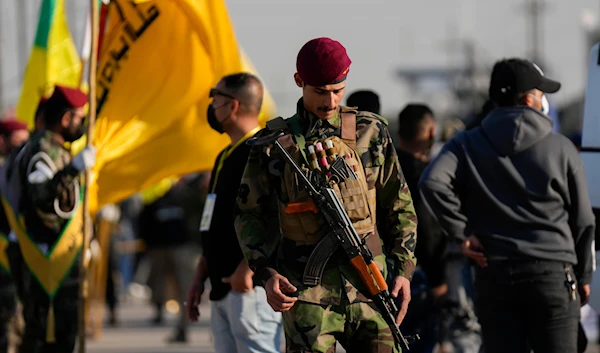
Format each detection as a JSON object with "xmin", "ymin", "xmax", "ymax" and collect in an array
[{"xmin": 489, "ymin": 58, "xmax": 561, "ymax": 105}]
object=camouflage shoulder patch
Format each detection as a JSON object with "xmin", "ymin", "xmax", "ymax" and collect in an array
[
  {"xmin": 339, "ymin": 105, "xmax": 359, "ymax": 115},
  {"xmin": 356, "ymin": 111, "xmax": 389, "ymax": 126}
]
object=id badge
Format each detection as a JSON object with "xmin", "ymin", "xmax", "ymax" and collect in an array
[{"xmin": 199, "ymin": 193, "xmax": 217, "ymax": 232}]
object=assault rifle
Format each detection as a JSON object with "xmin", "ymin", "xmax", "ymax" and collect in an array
[{"xmin": 248, "ymin": 130, "xmax": 419, "ymax": 351}]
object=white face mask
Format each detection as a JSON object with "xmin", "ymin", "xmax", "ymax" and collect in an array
[
  {"xmin": 541, "ymin": 94, "xmax": 550, "ymax": 115},
  {"xmin": 528, "ymin": 93, "xmax": 550, "ymax": 115}
]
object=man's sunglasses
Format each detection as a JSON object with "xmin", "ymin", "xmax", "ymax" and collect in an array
[{"xmin": 209, "ymin": 88, "xmax": 236, "ymax": 100}]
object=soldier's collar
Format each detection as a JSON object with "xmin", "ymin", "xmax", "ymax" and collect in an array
[
  {"xmin": 43, "ymin": 130, "xmax": 69, "ymax": 151},
  {"xmin": 296, "ymin": 98, "xmax": 341, "ymax": 130}
]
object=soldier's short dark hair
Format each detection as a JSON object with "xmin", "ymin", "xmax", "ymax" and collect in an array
[
  {"xmin": 221, "ymin": 73, "xmax": 263, "ymax": 114},
  {"xmin": 398, "ymin": 104, "xmax": 434, "ymax": 142},
  {"xmin": 346, "ymin": 90, "xmax": 380, "ymax": 115},
  {"xmin": 43, "ymin": 100, "xmax": 73, "ymax": 128}
]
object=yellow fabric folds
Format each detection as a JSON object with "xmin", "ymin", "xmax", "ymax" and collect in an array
[{"xmin": 90, "ymin": 0, "xmax": 275, "ymax": 213}]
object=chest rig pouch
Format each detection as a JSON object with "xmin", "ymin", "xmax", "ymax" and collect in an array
[{"xmin": 266, "ymin": 108, "xmax": 376, "ymax": 248}]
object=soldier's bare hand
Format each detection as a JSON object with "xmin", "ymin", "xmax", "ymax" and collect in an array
[
  {"xmin": 461, "ymin": 235, "xmax": 487, "ymax": 268},
  {"xmin": 391, "ymin": 276, "xmax": 411, "ymax": 326},
  {"xmin": 265, "ymin": 274, "xmax": 298, "ymax": 312},
  {"xmin": 186, "ymin": 280, "xmax": 204, "ymax": 322}
]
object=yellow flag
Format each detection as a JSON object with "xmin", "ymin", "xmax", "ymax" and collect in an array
[
  {"xmin": 89, "ymin": 0, "xmax": 276, "ymax": 214},
  {"xmin": 16, "ymin": 0, "xmax": 82, "ymax": 129}
]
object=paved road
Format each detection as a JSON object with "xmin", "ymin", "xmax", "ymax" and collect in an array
[
  {"xmin": 86, "ymin": 296, "xmax": 218, "ymax": 353},
  {"xmin": 82, "ymin": 295, "xmax": 599, "ymax": 353}
]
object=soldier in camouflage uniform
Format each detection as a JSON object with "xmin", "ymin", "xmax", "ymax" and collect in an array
[
  {"xmin": 2, "ymin": 85, "xmax": 96, "ymax": 353},
  {"xmin": 234, "ymin": 37, "xmax": 418, "ymax": 353}
]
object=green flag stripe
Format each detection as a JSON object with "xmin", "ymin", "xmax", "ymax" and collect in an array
[{"xmin": 34, "ymin": 0, "xmax": 57, "ymax": 49}]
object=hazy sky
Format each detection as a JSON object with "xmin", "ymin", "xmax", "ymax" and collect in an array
[
  {"xmin": 224, "ymin": 0, "xmax": 600, "ymax": 117},
  {"xmin": 1, "ymin": 0, "xmax": 599, "ymax": 118}
]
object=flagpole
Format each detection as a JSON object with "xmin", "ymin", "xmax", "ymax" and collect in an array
[
  {"xmin": 79, "ymin": 10, "xmax": 92, "ymax": 86},
  {"xmin": 78, "ymin": 0, "xmax": 99, "ymax": 351}
]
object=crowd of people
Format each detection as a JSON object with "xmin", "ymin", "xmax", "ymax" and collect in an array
[{"xmin": 0, "ymin": 36, "xmax": 596, "ymax": 353}]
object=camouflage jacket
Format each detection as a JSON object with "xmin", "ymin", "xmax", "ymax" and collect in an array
[
  {"xmin": 12, "ymin": 130, "xmax": 81, "ymax": 246},
  {"xmin": 234, "ymin": 99, "xmax": 417, "ymax": 305}
]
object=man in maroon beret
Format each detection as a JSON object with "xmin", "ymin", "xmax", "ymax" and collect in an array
[
  {"xmin": 294, "ymin": 37, "xmax": 352, "ymax": 121},
  {"xmin": 1, "ymin": 84, "xmax": 96, "ymax": 352},
  {"xmin": 0, "ymin": 119, "xmax": 29, "ymax": 159},
  {"xmin": 0, "ymin": 117, "xmax": 29, "ymax": 353},
  {"xmin": 235, "ymin": 37, "xmax": 418, "ymax": 352}
]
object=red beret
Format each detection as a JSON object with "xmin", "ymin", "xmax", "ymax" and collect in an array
[
  {"xmin": 0, "ymin": 119, "xmax": 29, "ymax": 135},
  {"xmin": 47, "ymin": 85, "xmax": 88, "ymax": 109},
  {"xmin": 296, "ymin": 37, "xmax": 351, "ymax": 87}
]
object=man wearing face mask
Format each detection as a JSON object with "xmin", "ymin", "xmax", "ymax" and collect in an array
[
  {"xmin": 419, "ymin": 58, "xmax": 595, "ymax": 353},
  {"xmin": 0, "ymin": 85, "xmax": 96, "ymax": 352},
  {"xmin": 234, "ymin": 37, "xmax": 417, "ymax": 353},
  {"xmin": 186, "ymin": 73, "xmax": 283, "ymax": 353}
]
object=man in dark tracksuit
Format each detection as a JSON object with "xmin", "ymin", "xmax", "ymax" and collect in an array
[{"xmin": 419, "ymin": 58, "xmax": 596, "ymax": 353}]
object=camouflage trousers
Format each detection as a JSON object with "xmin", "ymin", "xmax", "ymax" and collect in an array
[{"xmin": 283, "ymin": 300, "xmax": 400, "ymax": 353}]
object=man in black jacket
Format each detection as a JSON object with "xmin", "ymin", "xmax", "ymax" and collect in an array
[{"xmin": 419, "ymin": 58, "xmax": 595, "ymax": 353}]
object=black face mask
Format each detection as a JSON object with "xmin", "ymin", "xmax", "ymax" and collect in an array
[
  {"xmin": 207, "ymin": 105, "xmax": 225, "ymax": 134},
  {"xmin": 64, "ymin": 124, "xmax": 85, "ymax": 143}
]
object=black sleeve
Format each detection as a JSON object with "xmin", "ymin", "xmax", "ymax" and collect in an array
[{"xmin": 414, "ymin": 199, "xmax": 447, "ymax": 287}]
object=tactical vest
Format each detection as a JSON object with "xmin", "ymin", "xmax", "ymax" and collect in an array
[{"xmin": 266, "ymin": 107, "xmax": 377, "ymax": 245}]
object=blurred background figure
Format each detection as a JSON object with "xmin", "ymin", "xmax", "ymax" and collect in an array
[
  {"xmin": 395, "ymin": 103, "xmax": 482, "ymax": 353},
  {"xmin": 346, "ymin": 89, "xmax": 381, "ymax": 114},
  {"xmin": 115, "ymin": 196, "xmax": 143, "ymax": 298},
  {"xmin": 0, "ymin": 118, "xmax": 29, "ymax": 353},
  {"xmin": 178, "ymin": 172, "xmax": 211, "ymax": 247},
  {"xmin": 396, "ymin": 103, "xmax": 446, "ymax": 353},
  {"xmin": 138, "ymin": 183, "xmax": 198, "ymax": 344},
  {"xmin": 0, "ymin": 119, "xmax": 29, "ymax": 160}
]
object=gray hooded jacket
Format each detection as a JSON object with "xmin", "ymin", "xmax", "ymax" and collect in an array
[{"xmin": 419, "ymin": 106, "xmax": 595, "ymax": 284}]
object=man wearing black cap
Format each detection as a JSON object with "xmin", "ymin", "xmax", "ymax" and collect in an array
[
  {"xmin": 0, "ymin": 84, "xmax": 96, "ymax": 352},
  {"xmin": 235, "ymin": 37, "xmax": 417, "ymax": 352},
  {"xmin": 419, "ymin": 58, "xmax": 595, "ymax": 353}
]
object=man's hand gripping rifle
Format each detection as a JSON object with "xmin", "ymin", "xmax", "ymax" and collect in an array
[{"xmin": 248, "ymin": 130, "xmax": 419, "ymax": 351}]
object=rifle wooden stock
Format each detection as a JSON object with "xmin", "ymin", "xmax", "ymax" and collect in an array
[
  {"xmin": 350, "ymin": 256, "xmax": 390, "ymax": 296},
  {"xmin": 350, "ymin": 255, "xmax": 380, "ymax": 296},
  {"xmin": 369, "ymin": 262, "xmax": 388, "ymax": 291}
]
